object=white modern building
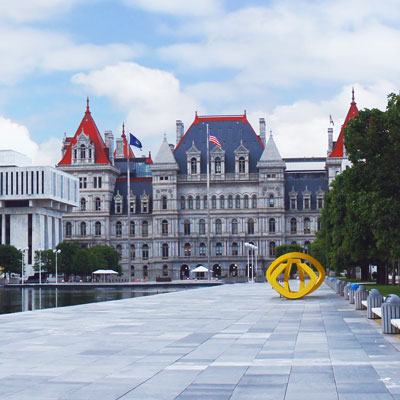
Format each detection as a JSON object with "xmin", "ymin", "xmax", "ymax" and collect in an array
[{"xmin": 0, "ymin": 150, "xmax": 78, "ymax": 276}]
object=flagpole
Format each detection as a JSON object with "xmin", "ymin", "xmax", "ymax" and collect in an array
[
  {"xmin": 206, "ymin": 124, "xmax": 211, "ymax": 281},
  {"xmin": 126, "ymin": 128, "xmax": 131, "ymax": 283}
]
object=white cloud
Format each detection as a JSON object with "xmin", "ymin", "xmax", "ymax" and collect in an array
[
  {"xmin": 0, "ymin": 116, "xmax": 62, "ymax": 166},
  {"xmin": 122, "ymin": 0, "xmax": 223, "ymax": 16},
  {"xmin": 0, "ymin": 0, "xmax": 85, "ymax": 22},
  {"xmin": 158, "ymin": 1, "xmax": 400, "ymax": 87},
  {"xmin": 257, "ymin": 82, "xmax": 395, "ymax": 158},
  {"xmin": 72, "ymin": 62, "xmax": 202, "ymax": 154},
  {"xmin": 0, "ymin": 26, "xmax": 140, "ymax": 85}
]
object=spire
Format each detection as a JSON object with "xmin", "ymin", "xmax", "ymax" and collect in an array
[
  {"xmin": 122, "ymin": 122, "xmax": 126, "ymax": 139},
  {"xmin": 270, "ymin": 129, "xmax": 273, "ymax": 138},
  {"xmin": 352, "ymin": 87, "xmax": 355, "ymax": 104},
  {"xmin": 86, "ymin": 97, "xmax": 90, "ymax": 114},
  {"xmin": 257, "ymin": 134, "xmax": 285, "ymax": 168},
  {"xmin": 153, "ymin": 134, "xmax": 178, "ymax": 167}
]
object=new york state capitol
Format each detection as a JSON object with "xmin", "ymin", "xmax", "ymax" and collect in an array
[{"xmin": 56, "ymin": 96, "xmax": 357, "ymax": 280}]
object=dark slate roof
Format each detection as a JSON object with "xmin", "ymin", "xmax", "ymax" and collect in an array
[
  {"xmin": 111, "ymin": 178, "xmax": 152, "ymax": 215},
  {"xmin": 173, "ymin": 114, "xmax": 264, "ymax": 174},
  {"xmin": 285, "ymin": 171, "xmax": 328, "ymax": 210}
]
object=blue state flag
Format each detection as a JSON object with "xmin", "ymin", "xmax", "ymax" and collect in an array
[{"xmin": 129, "ymin": 133, "xmax": 142, "ymax": 149}]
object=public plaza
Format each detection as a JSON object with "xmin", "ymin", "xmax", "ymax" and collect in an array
[{"xmin": 0, "ymin": 282, "xmax": 399, "ymax": 399}]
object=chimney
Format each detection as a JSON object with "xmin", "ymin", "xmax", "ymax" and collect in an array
[
  {"xmin": 104, "ymin": 130, "xmax": 114, "ymax": 164},
  {"xmin": 115, "ymin": 138, "xmax": 124, "ymax": 158},
  {"xmin": 259, "ymin": 118, "xmax": 266, "ymax": 145},
  {"xmin": 176, "ymin": 120, "xmax": 184, "ymax": 144},
  {"xmin": 327, "ymin": 127, "xmax": 333, "ymax": 155}
]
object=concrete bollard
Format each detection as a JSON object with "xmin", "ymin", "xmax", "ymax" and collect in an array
[
  {"xmin": 382, "ymin": 295, "xmax": 400, "ymax": 334},
  {"xmin": 330, "ymin": 278, "xmax": 336, "ymax": 289},
  {"xmin": 355, "ymin": 285, "xmax": 368, "ymax": 310},
  {"xmin": 349, "ymin": 283, "xmax": 359, "ymax": 304},
  {"xmin": 367, "ymin": 289, "xmax": 383, "ymax": 319},
  {"xmin": 339, "ymin": 280, "xmax": 345, "ymax": 296},
  {"xmin": 335, "ymin": 280, "xmax": 341, "ymax": 294},
  {"xmin": 344, "ymin": 282, "xmax": 351, "ymax": 300}
]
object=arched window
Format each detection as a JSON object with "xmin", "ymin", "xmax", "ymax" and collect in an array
[
  {"xmin": 317, "ymin": 217, "xmax": 321, "ymax": 231},
  {"xmin": 65, "ymin": 222, "xmax": 72, "ymax": 237},
  {"xmin": 304, "ymin": 217, "xmax": 311, "ymax": 234},
  {"xmin": 80, "ymin": 197, "xmax": 86, "ymax": 211},
  {"xmin": 219, "ymin": 195, "xmax": 225, "ymax": 209},
  {"xmin": 162, "ymin": 243, "xmax": 169, "ymax": 259},
  {"xmin": 184, "ymin": 243, "xmax": 191, "ymax": 257},
  {"xmin": 142, "ymin": 244, "xmax": 149, "ymax": 259},
  {"xmin": 269, "ymin": 218, "xmax": 276, "ymax": 233},
  {"xmin": 180, "ymin": 196, "xmax": 185, "ymax": 210},
  {"xmin": 269, "ymin": 241, "xmax": 276, "ymax": 257},
  {"xmin": 215, "ymin": 218, "xmax": 222, "ymax": 235},
  {"xmin": 203, "ymin": 195, "xmax": 208, "ymax": 209},
  {"xmin": 290, "ymin": 218, "xmax": 297, "ymax": 234},
  {"xmin": 228, "ymin": 195, "xmax": 233, "ymax": 209},
  {"xmin": 188, "ymin": 196, "xmax": 193, "ymax": 210},
  {"xmin": 162, "ymin": 264, "xmax": 169, "ymax": 276},
  {"xmin": 199, "ymin": 219, "xmax": 206, "ymax": 235},
  {"xmin": 130, "ymin": 221, "xmax": 135, "ymax": 236},
  {"xmin": 195, "ymin": 196, "xmax": 201, "ymax": 209},
  {"xmin": 252, "ymin": 195, "xmax": 257, "ymax": 208},
  {"xmin": 162, "ymin": 219, "xmax": 168, "ymax": 236},
  {"xmin": 291, "ymin": 241, "xmax": 297, "ymax": 245},
  {"xmin": 232, "ymin": 218, "xmax": 238, "ymax": 234},
  {"xmin": 216, "ymin": 242, "xmax": 223, "ymax": 256},
  {"xmin": 142, "ymin": 220, "xmax": 148, "ymax": 237},
  {"xmin": 215, "ymin": 157, "xmax": 221, "ymax": 173},
  {"xmin": 95, "ymin": 197, "xmax": 101, "ymax": 211},
  {"xmin": 161, "ymin": 195, "xmax": 167, "ymax": 210},
  {"xmin": 211, "ymin": 195, "xmax": 217, "ymax": 209},
  {"xmin": 235, "ymin": 195, "xmax": 241, "ymax": 208},
  {"xmin": 244, "ymin": 195, "xmax": 249, "ymax": 209},
  {"xmin": 248, "ymin": 218, "xmax": 254, "ymax": 234},
  {"xmin": 131, "ymin": 265, "xmax": 135, "ymax": 277},
  {"xmin": 232, "ymin": 242, "xmax": 238, "ymax": 256},
  {"xmin": 80, "ymin": 222, "xmax": 86, "ymax": 236},
  {"xmin": 190, "ymin": 157, "xmax": 197, "ymax": 174},
  {"xmin": 239, "ymin": 157, "xmax": 245, "ymax": 173},
  {"xmin": 304, "ymin": 241, "xmax": 311, "ymax": 254},
  {"xmin": 184, "ymin": 219, "xmax": 191, "ymax": 235},
  {"xmin": 199, "ymin": 243, "xmax": 206, "ymax": 256},
  {"xmin": 80, "ymin": 144, "xmax": 86, "ymax": 159},
  {"xmin": 95, "ymin": 221, "xmax": 101, "ymax": 236},
  {"xmin": 116, "ymin": 221, "xmax": 122, "ymax": 237},
  {"xmin": 130, "ymin": 244, "xmax": 135, "ymax": 259},
  {"xmin": 143, "ymin": 265, "xmax": 148, "ymax": 277},
  {"xmin": 269, "ymin": 194, "xmax": 275, "ymax": 208},
  {"xmin": 116, "ymin": 244, "xmax": 122, "ymax": 259}
]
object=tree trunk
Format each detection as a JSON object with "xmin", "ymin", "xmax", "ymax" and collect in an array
[
  {"xmin": 392, "ymin": 262, "xmax": 397, "ymax": 286},
  {"xmin": 376, "ymin": 264, "xmax": 385, "ymax": 285},
  {"xmin": 361, "ymin": 265, "xmax": 369, "ymax": 281}
]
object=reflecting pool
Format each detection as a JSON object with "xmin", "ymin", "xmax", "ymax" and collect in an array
[{"xmin": 0, "ymin": 286, "xmax": 178, "ymax": 314}]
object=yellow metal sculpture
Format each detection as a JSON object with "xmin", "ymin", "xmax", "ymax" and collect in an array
[{"xmin": 266, "ymin": 252, "xmax": 326, "ymax": 299}]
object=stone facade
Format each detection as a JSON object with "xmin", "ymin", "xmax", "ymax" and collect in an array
[{"xmin": 57, "ymin": 96, "xmax": 358, "ymax": 280}]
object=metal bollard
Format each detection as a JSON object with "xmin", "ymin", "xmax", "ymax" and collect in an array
[
  {"xmin": 344, "ymin": 282, "xmax": 351, "ymax": 300},
  {"xmin": 367, "ymin": 289, "xmax": 383, "ymax": 319},
  {"xmin": 382, "ymin": 295, "xmax": 400, "ymax": 334},
  {"xmin": 355, "ymin": 285, "xmax": 368, "ymax": 310},
  {"xmin": 349, "ymin": 283, "xmax": 359, "ymax": 304}
]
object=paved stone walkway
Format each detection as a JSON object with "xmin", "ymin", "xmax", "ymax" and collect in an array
[{"xmin": 0, "ymin": 282, "xmax": 399, "ymax": 399}]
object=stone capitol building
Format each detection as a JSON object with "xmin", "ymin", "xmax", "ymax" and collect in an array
[{"xmin": 57, "ymin": 94, "xmax": 358, "ymax": 280}]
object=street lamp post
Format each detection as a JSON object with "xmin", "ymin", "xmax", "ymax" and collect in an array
[
  {"xmin": 53, "ymin": 249, "xmax": 61, "ymax": 284},
  {"xmin": 38, "ymin": 249, "xmax": 44, "ymax": 285},
  {"xmin": 245, "ymin": 243, "xmax": 258, "ymax": 283},
  {"xmin": 245, "ymin": 242, "xmax": 251, "ymax": 283}
]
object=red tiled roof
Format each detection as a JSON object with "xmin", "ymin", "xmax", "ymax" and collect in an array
[
  {"xmin": 58, "ymin": 99, "xmax": 111, "ymax": 165},
  {"xmin": 329, "ymin": 91, "xmax": 359, "ymax": 158}
]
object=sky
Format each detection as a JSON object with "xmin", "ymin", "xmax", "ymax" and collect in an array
[{"xmin": 0, "ymin": 0, "xmax": 399, "ymax": 166}]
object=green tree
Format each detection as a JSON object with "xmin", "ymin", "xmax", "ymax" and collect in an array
[
  {"xmin": 275, "ymin": 243, "xmax": 304, "ymax": 258},
  {"xmin": 56, "ymin": 241, "xmax": 80, "ymax": 277},
  {"xmin": 0, "ymin": 245, "xmax": 22, "ymax": 275},
  {"xmin": 87, "ymin": 245, "xmax": 122, "ymax": 275},
  {"xmin": 33, "ymin": 250, "xmax": 55, "ymax": 273}
]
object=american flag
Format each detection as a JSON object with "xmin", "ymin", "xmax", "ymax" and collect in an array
[{"xmin": 209, "ymin": 134, "xmax": 222, "ymax": 148}]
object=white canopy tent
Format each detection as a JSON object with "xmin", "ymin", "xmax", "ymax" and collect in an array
[
  {"xmin": 191, "ymin": 266, "xmax": 208, "ymax": 273},
  {"xmin": 92, "ymin": 269, "xmax": 118, "ymax": 282}
]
